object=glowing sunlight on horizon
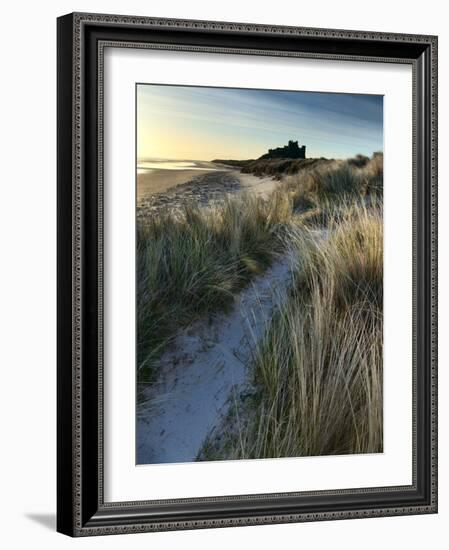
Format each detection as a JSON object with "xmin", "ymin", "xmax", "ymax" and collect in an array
[{"xmin": 137, "ymin": 84, "xmax": 383, "ymax": 162}]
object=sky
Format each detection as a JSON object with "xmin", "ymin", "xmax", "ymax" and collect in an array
[{"xmin": 137, "ymin": 84, "xmax": 383, "ymax": 161}]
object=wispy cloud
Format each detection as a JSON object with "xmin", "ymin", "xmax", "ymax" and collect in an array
[{"xmin": 137, "ymin": 84, "xmax": 383, "ymax": 160}]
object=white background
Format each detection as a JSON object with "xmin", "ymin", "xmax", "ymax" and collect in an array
[
  {"xmin": 105, "ymin": 49, "xmax": 413, "ymax": 501},
  {"xmin": 0, "ymin": 0, "xmax": 446, "ymax": 548}
]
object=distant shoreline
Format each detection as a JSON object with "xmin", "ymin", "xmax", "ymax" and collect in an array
[
  {"xmin": 137, "ymin": 159, "xmax": 230, "ymax": 203},
  {"xmin": 136, "ymin": 156, "xmax": 313, "ymax": 204}
]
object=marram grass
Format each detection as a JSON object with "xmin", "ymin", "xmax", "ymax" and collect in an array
[
  {"xmin": 201, "ymin": 201, "xmax": 383, "ymax": 459},
  {"xmin": 136, "ymin": 192, "xmax": 292, "ymax": 381},
  {"xmin": 137, "ymin": 150, "xmax": 384, "ymax": 460}
]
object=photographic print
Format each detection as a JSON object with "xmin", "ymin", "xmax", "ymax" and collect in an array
[
  {"xmin": 57, "ymin": 15, "xmax": 438, "ymax": 534},
  {"xmin": 136, "ymin": 84, "xmax": 384, "ymax": 465}
]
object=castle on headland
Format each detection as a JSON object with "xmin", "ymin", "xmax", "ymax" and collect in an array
[{"xmin": 259, "ymin": 140, "xmax": 306, "ymax": 160}]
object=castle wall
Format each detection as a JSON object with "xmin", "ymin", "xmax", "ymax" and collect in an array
[{"xmin": 261, "ymin": 141, "xmax": 306, "ymax": 160}]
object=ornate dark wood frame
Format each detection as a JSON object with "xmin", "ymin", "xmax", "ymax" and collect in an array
[{"xmin": 57, "ymin": 12, "xmax": 438, "ymax": 537}]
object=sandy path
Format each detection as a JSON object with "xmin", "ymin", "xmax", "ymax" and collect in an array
[
  {"xmin": 136, "ymin": 254, "xmax": 293, "ymax": 465},
  {"xmin": 234, "ymin": 171, "xmax": 279, "ymax": 198}
]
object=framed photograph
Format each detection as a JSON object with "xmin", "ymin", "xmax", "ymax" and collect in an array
[{"xmin": 57, "ymin": 12, "xmax": 438, "ymax": 536}]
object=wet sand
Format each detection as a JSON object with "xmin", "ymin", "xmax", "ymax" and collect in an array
[{"xmin": 137, "ymin": 168, "xmax": 218, "ymax": 202}]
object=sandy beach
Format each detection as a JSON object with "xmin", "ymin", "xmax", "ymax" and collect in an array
[
  {"xmin": 137, "ymin": 161, "xmax": 278, "ymax": 220},
  {"xmin": 137, "ymin": 160, "xmax": 223, "ymax": 202},
  {"xmin": 137, "ymin": 168, "xmax": 212, "ymax": 202}
]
